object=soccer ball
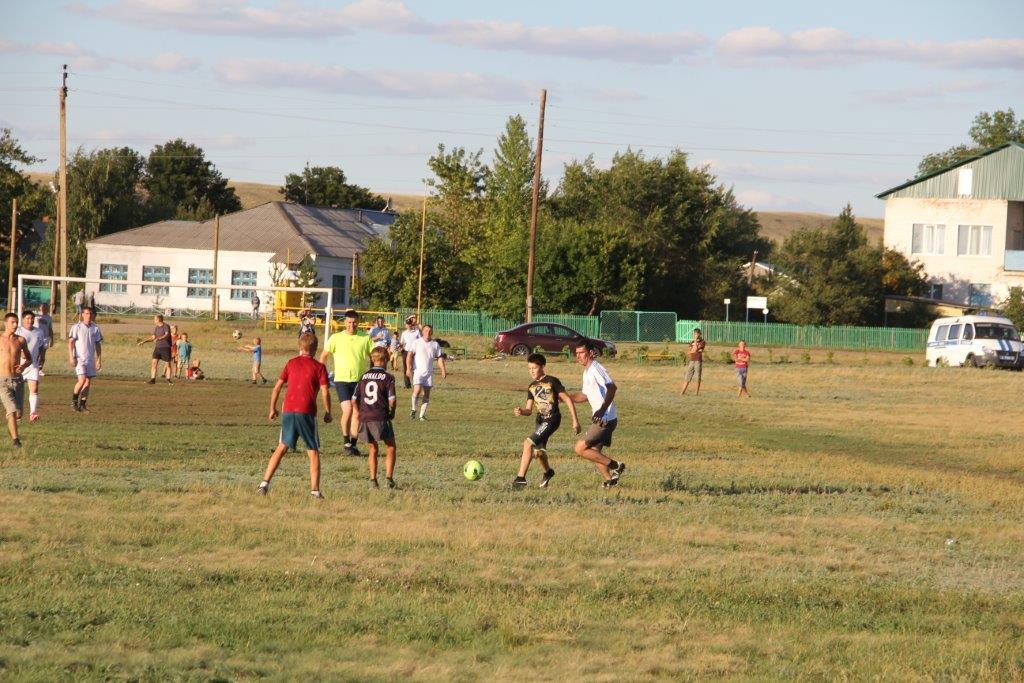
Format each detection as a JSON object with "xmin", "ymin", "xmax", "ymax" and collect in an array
[
  {"xmin": 463, "ymin": 460, "xmax": 485, "ymax": 481},
  {"xmin": 232, "ymin": 329, "xmax": 242, "ymax": 340}
]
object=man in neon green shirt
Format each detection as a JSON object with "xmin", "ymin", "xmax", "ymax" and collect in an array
[{"xmin": 321, "ymin": 309, "xmax": 372, "ymax": 456}]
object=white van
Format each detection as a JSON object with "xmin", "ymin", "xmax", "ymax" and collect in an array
[{"xmin": 926, "ymin": 314, "xmax": 1023, "ymax": 368}]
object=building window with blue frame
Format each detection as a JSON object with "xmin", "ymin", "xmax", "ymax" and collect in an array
[
  {"xmin": 332, "ymin": 274, "xmax": 347, "ymax": 306},
  {"xmin": 99, "ymin": 264, "xmax": 127, "ymax": 293},
  {"xmin": 141, "ymin": 265, "xmax": 170, "ymax": 295},
  {"xmin": 968, "ymin": 283, "xmax": 992, "ymax": 307},
  {"xmin": 230, "ymin": 270, "xmax": 257, "ymax": 300},
  {"xmin": 187, "ymin": 268, "xmax": 213, "ymax": 297}
]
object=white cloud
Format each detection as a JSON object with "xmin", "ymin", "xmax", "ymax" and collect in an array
[
  {"xmin": 0, "ymin": 39, "xmax": 197, "ymax": 72},
  {"xmin": 701, "ymin": 158, "xmax": 881, "ymax": 187},
  {"xmin": 859, "ymin": 79, "xmax": 1002, "ymax": 104},
  {"xmin": 717, "ymin": 26, "xmax": 1024, "ymax": 69},
  {"xmin": 734, "ymin": 188, "xmax": 829, "ymax": 212},
  {"xmin": 214, "ymin": 59, "xmax": 536, "ymax": 101}
]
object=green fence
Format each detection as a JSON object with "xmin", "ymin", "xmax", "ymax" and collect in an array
[
  {"xmin": 600, "ymin": 311, "xmax": 678, "ymax": 342},
  {"xmin": 675, "ymin": 320, "xmax": 929, "ymax": 351},
  {"xmin": 395, "ymin": 308, "xmax": 599, "ymax": 338}
]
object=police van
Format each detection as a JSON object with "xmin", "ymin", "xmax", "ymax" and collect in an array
[{"xmin": 926, "ymin": 314, "xmax": 1023, "ymax": 368}]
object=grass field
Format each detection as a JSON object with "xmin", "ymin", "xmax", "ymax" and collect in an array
[{"xmin": 2, "ymin": 321, "xmax": 1023, "ymax": 680}]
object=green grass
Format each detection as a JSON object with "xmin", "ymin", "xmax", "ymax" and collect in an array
[{"xmin": 1, "ymin": 322, "xmax": 1023, "ymax": 680}]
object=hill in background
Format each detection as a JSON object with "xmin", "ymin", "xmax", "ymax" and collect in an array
[{"xmin": 25, "ymin": 173, "xmax": 882, "ymax": 244}]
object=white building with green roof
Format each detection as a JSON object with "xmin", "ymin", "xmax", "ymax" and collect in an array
[{"xmin": 878, "ymin": 142, "xmax": 1024, "ymax": 307}]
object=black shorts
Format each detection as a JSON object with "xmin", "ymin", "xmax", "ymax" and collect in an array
[
  {"xmin": 280, "ymin": 412, "xmax": 320, "ymax": 451},
  {"xmin": 583, "ymin": 418, "xmax": 617, "ymax": 449},
  {"xmin": 358, "ymin": 420, "xmax": 395, "ymax": 444},
  {"xmin": 335, "ymin": 381, "xmax": 358, "ymax": 401},
  {"xmin": 152, "ymin": 347, "xmax": 172, "ymax": 362},
  {"xmin": 528, "ymin": 414, "xmax": 561, "ymax": 449}
]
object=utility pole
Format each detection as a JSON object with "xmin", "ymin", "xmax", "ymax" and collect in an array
[
  {"xmin": 211, "ymin": 215, "xmax": 220, "ymax": 320},
  {"xmin": 58, "ymin": 64, "xmax": 69, "ymax": 337},
  {"xmin": 747, "ymin": 249, "xmax": 758, "ymax": 287},
  {"xmin": 8, "ymin": 198, "xmax": 17, "ymax": 309},
  {"xmin": 352, "ymin": 252, "xmax": 360, "ymax": 307},
  {"xmin": 525, "ymin": 88, "xmax": 547, "ymax": 323},
  {"xmin": 417, "ymin": 188, "xmax": 427, "ymax": 320}
]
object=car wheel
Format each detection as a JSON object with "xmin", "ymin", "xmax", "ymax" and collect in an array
[
  {"xmin": 511, "ymin": 344, "xmax": 529, "ymax": 356},
  {"xmin": 965, "ymin": 354, "xmax": 978, "ymax": 368}
]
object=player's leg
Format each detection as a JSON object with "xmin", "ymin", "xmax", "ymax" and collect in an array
[
  {"xmin": 410, "ymin": 384, "xmax": 420, "ymax": 419},
  {"xmin": 77, "ymin": 377, "xmax": 92, "ymax": 411},
  {"xmin": 383, "ymin": 438, "xmax": 396, "ymax": 482},
  {"xmin": 515, "ymin": 438, "xmax": 534, "ymax": 482},
  {"xmin": 367, "ymin": 440, "xmax": 379, "ymax": 484},
  {"xmin": 417, "ymin": 385, "xmax": 431, "ymax": 420},
  {"xmin": 149, "ymin": 357, "xmax": 158, "ymax": 381},
  {"xmin": 575, "ymin": 439, "xmax": 612, "ymax": 479},
  {"xmin": 260, "ymin": 442, "xmax": 289, "ymax": 489},
  {"xmin": 307, "ymin": 450, "xmax": 321, "ymax": 496},
  {"xmin": 72, "ymin": 373, "xmax": 86, "ymax": 409},
  {"xmin": 694, "ymin": 362, "xmax": 702, "ymax": 396},
  {"xmin": 2, "ymin": 382, "xmax": 19, "ymax": 442},
  {"xmin": 27, "ymin": 378, "xmax": 39, "ymax": 420}
]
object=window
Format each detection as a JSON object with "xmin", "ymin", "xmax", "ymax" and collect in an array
[
  {"xmin": 957, "ymin": 225, "xmax": 992, "ymax": 256},
  {"xmin": 230, "ymin": 270, "xmax": 257, "ymax": 300},
  {"xmin": 935, "ymin": 324, "xmax": 949, "ymax": 342},
  {"xmin": 929, "ymin": 283, "xmax": 943, "ymax": 300},
  {"xmin": 958, "ymin": 168, "xmax": 973, "ymax": 197},
  {"xmin": 529, "ymin": 324, "xmax": 554, "ymax": 335},
  {"xmin": 947, "ymin": 324, "xmax": 961, "ymax": 340},
  {"xmin": 911, "ymin": 224, "xmax": 945, "ymax": 254},
  {"xmin": 141, "ymin": 265, "xmax": 170, "ymax": 295},
  {"xmin": 99, "ymin": 263, "xmax": 127, "ymax": 293},
  {"xmin": 962, "ymin": 325, "xmax": 974, "ymax": 341},
  {"xmin": 332, "ymin": 274, "xmax": 347, "ymax": 306},
  {"xmin": 968, "ymin": 284, "xmax": 992, "ymax": 307},
  {"xmin": 187, "ymin": 268, "xmax": 213, "ymax": 298},
  {"xmin": 974, "ymin": 324, "xmax": 1020, "ymax": 342}
]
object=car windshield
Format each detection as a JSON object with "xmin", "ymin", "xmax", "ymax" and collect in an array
[{"xmin": 973, "ymin": 324, "xmax": 1020, "ymax": 341}]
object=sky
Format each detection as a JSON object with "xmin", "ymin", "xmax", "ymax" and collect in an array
[{"xmin": 2, "ymin": 0, "xmax": 1022, "ymax": 217}]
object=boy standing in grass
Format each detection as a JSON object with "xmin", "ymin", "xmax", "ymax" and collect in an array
[
  {"xmin": 406, "ymin": 324, "xmax": 446, "ymax": 421},
  {"xmin": 68, "ymin": 306, "xmax": 102, "ymax": 412},
  {"xmin": 680, "ymin": 328, "xmax": 706, "ymax": 396},
  {"xmin": 176, "ymin": 333, "xmax": 192, "ymax": 379},
  {"xmin": 511, "ymin": 353, "xmax": 580, "ymax": 489},
  {"xmin": 352, "ymin": 347, "xmax": 398, "ymax": 489},
  {"xmin": 0, "ymin": 313, "xmax": 31, "ymax": 448},
  {"xmin": 240, "ymin": 337, "xmax": 267, "ymax": 384},
  {"xmin": 258, "ymin": 333, "xmax": 332, "ymax": 499},
  {"xmin": 732, "ymin": 340, "xmax": 751, "ymax": 398}
]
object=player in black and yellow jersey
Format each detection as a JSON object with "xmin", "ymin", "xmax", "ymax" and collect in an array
[{"xmin": 511, "ymin": 353, "xmax": 581, "ymax": 488}]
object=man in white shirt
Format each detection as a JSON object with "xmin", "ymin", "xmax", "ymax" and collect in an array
[
  {"xmin": 398, "ymin": 315, "xmax": 421, "ymax": 388},
  {"xmin": 570, "ymin": 339, "xmax": 626, "ymax": 488},
  {"xmin": 68, "ymin": 306, "xmax": 103, "ymax": 412},
  {"xmin": 406, "ymin": 324, "xmax": 446, "ymax": 421},
  {"xmin": 35, "ymin": 303, "xmax": 54, "ymax": 373},
  {"xmin": 16, "ymin": 310, "xmax": 45, "ymax": 421}
]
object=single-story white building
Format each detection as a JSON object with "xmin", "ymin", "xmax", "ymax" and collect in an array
[
  {"xmin": 878, "ymin": 142, "xmax": 1024, "ymax": 307},
  {"xmin": 85, "ymin": 202, "xmax": 396, "ymax": 315}
]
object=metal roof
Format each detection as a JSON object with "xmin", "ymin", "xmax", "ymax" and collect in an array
[
  {"xmin": 877, "ymin": 142, "xmax": 1024, "ymax": 200},
  {"xmin": 88, "ymin": 202, "xmax": 396, "ymax": 261}
]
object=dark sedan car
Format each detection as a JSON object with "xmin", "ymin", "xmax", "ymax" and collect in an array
[{"xmin": 494, "ymin": 323, "xmax": 617, "ymax": 357}]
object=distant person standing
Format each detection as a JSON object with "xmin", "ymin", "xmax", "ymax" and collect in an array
[
  {"xmin": 732, "ymin": 340, "xmax": 751, "ymax": 398},
  {"xmin": 176, "ymin": 332, "xmax": 192, "ymax": 379},
  {"xmin": 406, "ymin": 324, "xmax": 446, "ymax": 421},
  {"xmin": 68, "ymin": 306, "xmax": 102, "ymax": 412},
  {"xmin": 138, "ymin": 314, "xmax": 174, "ymax": 384},
  {"xmin": 73, "ymin": 289, "xmax": 85, "ymax": 319},
  {"xmin": 680, "ymin": 328, "xmax": 706, "ymax": 396},
  {"xmin": 0, "ymin": 312, "xmax": 31, "ymax": 447},
  {"xmin": 369, "ymin": 316, "xmax": 393, "ymax": 350},
  {"xmin": 88, "ymin": 291, "xmax": 96, "ymax": 313},
  {"xmin": 16, "ymin": 310, "xmax": 45, "ymax": 422},
  {"xmin": 35, "ymin": 303, "xmax": 54, "ymax": 373},
  {"xmin": 320, "ymin": 309, "xmax": 372, "ymax": 455},
  {"xmin": 240, "ymin": 337, "xmax": 267, "ymax": 384},
  {"xmin": 398, "ymin": 315, "xmax": 421, "ymax": 388},
  {"xmin": 251, "ymin": 293, "xmax": 261, "ymax": 320},
  {"xmin": 298, "ymin": 308, "xmax": 316, "ymax": 338},
  {"xmin": 569, "ymin": 339, "xmax": 626, "ymax": 488}
]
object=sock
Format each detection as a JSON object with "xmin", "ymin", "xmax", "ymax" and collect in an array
[
  {"xmin": 342, "ymin": 432, "xmax": 351, "ymax": 447},
  {"xmin": 410, "ymin": 394, "xmax": 418, "ymax": 411},
  {"xmin": 259, "ymin": 480, "xmax": 269, "ymax": 488},
  {"xmin": 607, "ymin": 459, "xmax": 619, "ymax": 470},
  {"xmin": 79, "ymin": 387, "xmax": 89, "ymax": 409},
  {"xmin": 29, "ymin": 393, "xmax": 38, "ymax": 414},
  {"xmin": 419, "ymin": 401, "xmax": 428, "ymax": 418},
  {"xmin": 72, "ymin": 392, "xmax": 79, "ymax": 406}
]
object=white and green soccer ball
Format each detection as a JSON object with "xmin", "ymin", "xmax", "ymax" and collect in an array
[
  {"xmin": 232, "ymin": 329, "xmax": 243, "ymax": 340},
  {"xmin": 463, "ymin": 460, "xmax": 485, "ymax": 481}
]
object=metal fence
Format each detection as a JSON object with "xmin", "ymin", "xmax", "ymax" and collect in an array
[
  {"xmin": 394, "ymin": 308, "xmax": 599, "ymax": 338},
  {"xmin": 675, "ymin": 320, "xmax": 929, "ymax": 351},
  {"xmin": 600, "ymin": 310, "xmax": 678, "ymax": 342}
]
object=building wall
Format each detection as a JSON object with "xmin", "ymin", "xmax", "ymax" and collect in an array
[{"xmin": 883, "ymin": 197, "xmax": 1024, "ymax": 305}]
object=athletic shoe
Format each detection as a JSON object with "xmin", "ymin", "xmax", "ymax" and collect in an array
[
  {"xmin": 148, "ymin": 378, "xmax": 156, "ymax": 385},
  {"xmin": 29, "ymin": 413, "xmax": 38, "ymax": 422},
  {"xmin": 602, "ymin": 478, "xmax": 619, "ymax": 489},
  {"xmin": 370, "ymin": 478, "xmax": 379, "ymax": 489},
  {"xmin": 261, "ymin": 378, "xmax": 267, "ymax": 384},
  {"xmin": 386, "ymin": 477, "xmax": 396, "ymax": 489},
  {"xmin": 539, "ymin": 469, "xmax": 555, "ymax": 488},
  {"xmin": 418, "ymin": 416, "xmax": 427, "ymax": 422},
  {"xmin": 310, "ymin": 490, "xmax": 325, "ymax": 499},
  {"xmin": 257, "ymin": 482, "xmax": 269, "ymax": 495},
  {"xmin": 511, "ymin": 476, "xmax": 528, "ymax": 489},
  {"xmin": 251, "ymin": 380, "xmax": 257, "ymax": 385},
  {"xmin": 610, "ymin": 461, "xmax": 627, "ymax": 482},
  {"xmin": 165, "ymin": 379, "xmax": 173, "ymax": 385},
  {"xmin": 409, "ymin": 410, "xmax": 416, "ymax": 421},
  {"xmin": 11, "ymin": 438, "xmax": 21, "ymax": 449},
  {"xmin": 343, "ymin": 444, "xmax": 358, "ymax": 456}
]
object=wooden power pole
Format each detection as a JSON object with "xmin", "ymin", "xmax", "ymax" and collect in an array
[
  {"xmin": 525, "ymin": 88, "xmax": 547, "ymax": 323},
  {"xmin": 211, "ymin": 215, "xmax": 220, "ymax": 320},
  {"xmin": 58, "ymin": 64, "xmax": 69, "ymax": 337},
  {"xmin": 8, "ymin": 198, "xmax": 16, "ymax": 309}
]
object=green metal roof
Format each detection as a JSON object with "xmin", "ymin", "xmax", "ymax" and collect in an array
[{"xmin": 876, "ymin": 142, "xmax": 1024, "ymax": 200}]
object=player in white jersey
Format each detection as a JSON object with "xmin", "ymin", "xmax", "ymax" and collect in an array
[
  {"xmin": 569, "ymin": 339, "xmax": 627, "ymax": 488},
  {"xmin": 67, "ymin": 306, "xmax": 103, "ymax": 412},
  {"xmin": 35, "ymin": 303, "xmax": 54, "ymax": 373},
  {"xmin": 398, "ymin": 315, "xmax": 421, "ymax": 387},
  {"xmin": 406, "ymin": 324, "xmax": 446, "ymax": 421},
  {"xmin": 16, "ymin": 310, "xmax": 45, "ymax": 421}
]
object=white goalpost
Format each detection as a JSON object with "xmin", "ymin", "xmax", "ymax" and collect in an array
[{"xmin": 16, "ymin": 273, "xmax": 335, "ymax": 337}]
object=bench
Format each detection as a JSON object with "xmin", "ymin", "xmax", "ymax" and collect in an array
[{"xmin": 637, "ymin": 351, "xmax": 679, "ymax": 365}]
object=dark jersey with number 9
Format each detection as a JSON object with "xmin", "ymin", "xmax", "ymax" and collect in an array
[{"xmin": 354, "ymin": 366, "xmax": 397, "ymax": 422}]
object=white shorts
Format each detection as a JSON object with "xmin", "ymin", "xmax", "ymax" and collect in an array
[
  {"xmin": 76, "ymin": 360, "xmax": 97, "ymax": 378},
  {"xmin": 21, "ymin": 365, "xmax": 40, "ymax": 382},
  {"xmin": 413, "ymin": 371, "xmax": 433, "ymax": 388}
]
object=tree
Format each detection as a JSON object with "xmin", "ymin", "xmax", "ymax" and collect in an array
[
  {"xmin": 144, "ymin": 139, "xmax": 241, "ymax": 220},
  {"xmin": 280, "ymin": 165, "xmax": 386, "ymax": 210},
  {"xmin": 1000, "ymin": 287, "xmax": 1024, "ymax": 330},
  {"xmin": 917, "ymin": 109, "xmax": 1024, "ymax": 176},
  {"xmin": 293, "ymin": 254, "xmax": 321, "ymax": 308},
  {"xmin": 0, "ymin": 129, "xmax": 53, "ymax": 289},
  {"xmin": 425, "ymin": 144, "xmax": 487, "ymax": 254}
]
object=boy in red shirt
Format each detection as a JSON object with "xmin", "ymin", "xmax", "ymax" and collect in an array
[
  {"xmin": 258, "ymin": 333, "xmax": 333, "ymax": 498},
  {"xmin": 732, "ymin": 339, "xmax": 751, "ymax": 398}
]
